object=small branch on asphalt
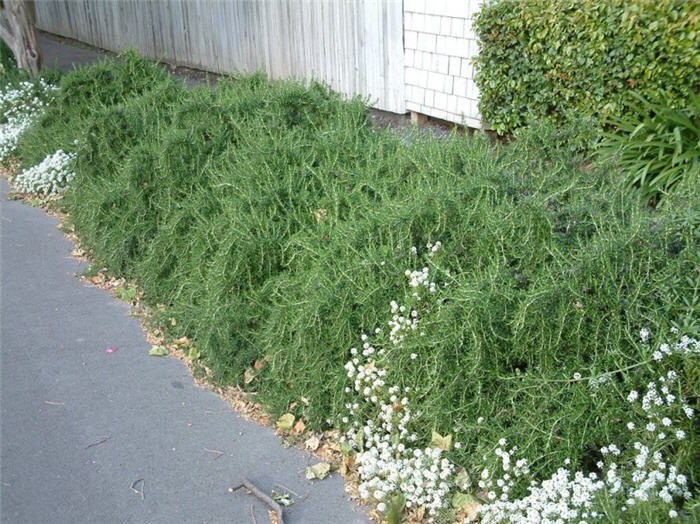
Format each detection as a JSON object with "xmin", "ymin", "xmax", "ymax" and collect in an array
[
  {"xmin": 229, "ymin": 479, "xmax": 284, "ymax": 524},
  {"xmin": 43, "ymin": 400, "xmax": 66, "ymax": 406},
  {"xmin": 203, "ymin": 447, "xmax": 224, "ymax": 459},
  {"xmin": 85, "ymin": 435, "xmax": 111, "ymax": 449},
  {"xmin": 130, "ymin": 478, "xmax": 145, "ymax": 500},
  {"xmin": 249, "ymin": 504, "xmax": 257, "ymax": 524}
]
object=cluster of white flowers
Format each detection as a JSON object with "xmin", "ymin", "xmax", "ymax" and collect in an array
[
  {"xmin": 477, "ymin": 439, "xmax": 607, "ymax": 521},
  {"xmin": 650, "ymin": 334, "xmax": 699, "ymax": 362},
  {"xmin": 13, "ymin": 149, "xmax": 76, "ymax": 196},
  {"xmin": 426, "ymin": 241, "xmax": 441, "ymax": 257},
  {"xmin": 478, "ymin": 458, "xmax": 605, "ymax": 522},
  {"xmin": 340, "ymin": 243, "xmax": 457, "ymax": 517},
  {"xmin": 344, "ymin": 330, "xmax": 454, "ymax": 516},
  {"xmin": 405, "ymin": 266, "xmax": 439, "ymax": 295},
  {"xmin": 0, "ymin": 79, "xmax": 57, "ymax": 162},
  {"xmin": 477, "ymin": 331, "xmax": 695, "ymax": 522},
  {"xmin": 388, "ymin": 300, "xmax": 419, "ymax": 345},
  {"xmin": 629, "ymin": 369, "xmax": 693, "ymax": 441},
  {"xmin": 477, "ymin": 400, "xmax": 690, "ymax": 522}
]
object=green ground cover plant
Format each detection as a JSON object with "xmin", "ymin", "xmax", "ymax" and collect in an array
[
  {"xmin": 3, "ymin": 53, "xmax": 699, "ymax": 521},
  {"xmin": 474, "ymin": 0, "xmax": 700, "ymax": 135}
]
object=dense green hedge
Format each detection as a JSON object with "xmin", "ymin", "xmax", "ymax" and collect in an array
[{"xmin": 474, "ymin": 0, "xmax": 700, "ymax": 134}]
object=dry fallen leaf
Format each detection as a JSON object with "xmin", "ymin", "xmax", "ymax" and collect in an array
[
  {"xmin": 305, "ymin": 462, "xmax": 331, "ymax": 480},
  {"xmin": 271, "ymin": 489, "xmax": 294, "ymax": 507},
  {"xmin": 405, "ymin": 504, "xmax": 425, "ymax": 523},
  {"xmin": 454, "ymin": 493, "xmax": 480, "ymax": 522},
  {"xmin": 293, "ymin": 419, "xmax": 306, "ymax": 433},
  {"xmin": 326, "ymin": 438, "xmax": 342, "ymax": 453},
  {"xmin": 304, "ymin": 435, "xmax": 321, "ymax": 451},
  {"xmin": 243, "ymin": 368, "xmax": 257, "ymax": 384},
  {"xmin": 431, "ymin": 431, "xmax": 452, "ymax": 451},
  {"xmin": 339, "ymin": 454, "xmax": 355, "ymax": 476},
  {"xmin": 454, "ymin": 467, "xmax": 472, "ymax": 490},
  {"xmin": 313, "ymin": 208, "xmax": 327, "ymax": 223}
]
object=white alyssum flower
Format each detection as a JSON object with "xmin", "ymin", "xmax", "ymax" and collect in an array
[
  {"xmin": 477, "ymin": 331, "xmax": 695, "ymax": 523},
  {"xmin": 640, "ymin": 328, "xmax": 650, "ymax": 343},
  {"xmin": 0, "ymin": 79, "xmax": 58, "ymax": 162},
  {"xmin": 13, "ymin": 149, "xmax": 76, "ymax": 196},
  {"xmin": 341, "ymin": 245, "xmax": 458, "ymax": 516}
]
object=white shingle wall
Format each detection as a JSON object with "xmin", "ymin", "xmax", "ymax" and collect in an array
[{"xmin": 404, "ymin": 0, "xmax": 483, "ymax": 128}]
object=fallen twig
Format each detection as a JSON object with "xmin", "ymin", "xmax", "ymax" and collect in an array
[
  {"xmin": 204, "ymin": 447, "xmax": 224, "ymax": 459},
  {"xmin": 43, "ymin": 400, "xmax": 65, "ymax": 406},
  {"xmin": 250, "ymin": 504, "xmax": 257, "ymax": 524},
  {"xmin": 85, "ymin": 435, "xmax": 111, "ymax": 449},
  {"xmin": 205, "ymin": 409, "xmax": 232, "ymax": 415},
  {"xmin": 130, "ymin": 478, "xmax": 145, "ymax": 500},
  {"xmin": 229, "ymin": 479, "xmax": 284, "ymax": 524}
]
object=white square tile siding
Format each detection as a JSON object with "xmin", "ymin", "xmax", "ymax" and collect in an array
[{"xmin": 404, "ymin": 0, "xmax": 484, "ymax": 128}]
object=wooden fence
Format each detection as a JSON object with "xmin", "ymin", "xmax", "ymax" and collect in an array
[{"xmin": 34, "ymin": 0, "xmax": 406, "ymax": 113}]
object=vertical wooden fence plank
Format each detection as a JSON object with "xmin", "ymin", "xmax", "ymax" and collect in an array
[{"xmin": 33, "ymin": 0, "xmax": 406, "ymax": 113}]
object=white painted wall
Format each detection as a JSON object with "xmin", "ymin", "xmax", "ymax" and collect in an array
[{"xmin": 403, "ymin": 0, "xmax": 483, "ymax": 127}]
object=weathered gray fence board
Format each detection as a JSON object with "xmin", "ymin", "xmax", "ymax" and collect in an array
[{"xmin": 34, "ymin": 0, "xmax": 406, "ymax": 113}]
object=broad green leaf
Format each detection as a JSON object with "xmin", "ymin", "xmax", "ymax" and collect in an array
[
  {"xmin": 381, "ymin": 493, "xmax": 406, "ymax": 524},
  {"xmin": 149, "ymin": 345, "xmax": 168, "ymax": 356},
  {"xmin": 276, "ymin": 413, "xmax": 295, "ymax": 431},
  {"xmin": 452, "ymin": 492, "xmax": 477, "ymax": 509}
]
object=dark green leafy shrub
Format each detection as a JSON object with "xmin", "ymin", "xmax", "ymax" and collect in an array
[
  {"xmin": 597, "ymin": 92, "xmax": 700, "ymax": 204},
  {"xmin": 474, "ymin": 0, "xmax": 700, "ymax": 134}
]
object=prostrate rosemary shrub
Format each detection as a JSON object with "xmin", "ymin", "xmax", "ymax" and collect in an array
[
  {"xmin": 474, "ymin": 0, "xmax": 700, "ymax": 134},
  {"xmin": 254, "ymin": 125, "xmax": 699, "ymax": 520},
  {"xmin": 15, "ymin": 50, "xmax": 172, "ymax": 170},
  {"xmin": 13, "ymin": 54, "xmax": 699, "ymax": 521},
  {"xmin": 597, "ymin": 92, "xmax": 700, "ymax": 204}
]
